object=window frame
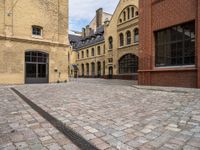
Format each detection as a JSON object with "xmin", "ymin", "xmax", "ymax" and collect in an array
[{"xmin": 32, "ymin": 26, "xmax": 43, "ymax": 37}]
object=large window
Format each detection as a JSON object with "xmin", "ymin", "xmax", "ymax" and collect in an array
[
  {"xmin": 155, "ymin": 21, "xmax": 195, "ymax": 67},
  {"xmin": 119, "ymin": 54, "xmax": 138, "ymax": 74},
  {"xmin": 119, "ymin": 33, "xmax": 124, "ymax": 47}
]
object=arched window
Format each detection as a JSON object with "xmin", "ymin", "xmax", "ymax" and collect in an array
[
  {"xmin": 78, "ymin": 53, "xmax": 80, "ymax": 59},
  {"xmin": 81, "ymin": 64, "xmax": 84, "ymax": 76},
  {"xmin": 91, "ymin": 48, "xmax": 95, "ymax": 56},
  {"xmin": 126, "ymin": 31, "xmax": 131, "ymax": 45},
  {"xmin": 123, "ymin": 11, "xmax": 126, "ymax": 21},
  {"xmin": 108, "ymin": 36, "xmax": 113, "ymax": 49},
  {"xmin": 134, "ymin": 28, "xmax": 139, "ymax": 43},
  {"xmin": 119, "ymin": 33, "xmax": 124, "ymax": 47},
  {"xmin": 119, "ymin": 54, "xmax": 138, "ymax": 74},
  {"xmin": 131, "ymin": 7, "xmax": 134, "ymax": 18},
  {"xmin": 86, "ymin": 49, "xmax": 89, "ymax": 57}
]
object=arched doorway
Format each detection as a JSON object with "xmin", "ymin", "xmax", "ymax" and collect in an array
[
  {"xmin": 108, "ymin": 66, "xmax": 113, "ymax": 79},
  {"xmin": 25, "ymin": 51, "xmax": 49, "ymax": 84}
]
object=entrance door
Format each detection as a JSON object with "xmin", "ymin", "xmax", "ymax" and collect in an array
[
  {"xmin": 25, "ymin": 51, "xmax": 49, "ymax": 84},
  {"xmin": 108, "ymin": 66, "xmax": 113, "ymax": 79}
]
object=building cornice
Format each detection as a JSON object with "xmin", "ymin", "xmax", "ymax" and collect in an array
[{"xmin": 0, "ymin": 34, "xmax": 70, "ymax": 47}]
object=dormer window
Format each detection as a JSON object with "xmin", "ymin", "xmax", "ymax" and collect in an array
[{"xmin": 32, "ymin": 26, "xmax": 42, "ymax": 36}]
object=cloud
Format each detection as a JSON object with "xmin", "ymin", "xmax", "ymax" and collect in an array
[{"xmin": 69, "ymin": 0, "xmax": 119, "ymax": 31}]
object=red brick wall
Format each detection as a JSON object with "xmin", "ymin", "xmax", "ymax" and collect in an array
[
  {"xmin": 150, "ymin": 70, "xmax": 197, "ymax": 88},
  {"xmin": 152, "ymin": 0, "xmax": 196, "ymax": 31},
  {"xmin": 139, "ymin": 0, "xmax": 199, "ymax": 88}
]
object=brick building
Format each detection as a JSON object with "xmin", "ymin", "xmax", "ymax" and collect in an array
[{"xmin": 139, "ymin": 0, "xmax": 200, "ymax": 88}]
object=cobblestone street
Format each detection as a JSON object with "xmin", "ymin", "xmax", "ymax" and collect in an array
[
  {"xmin": 1, "ymin": 79, "xmax": 200, "ymax": 150},
  {"xmin": 0, "ymin": 87, "xmax": 79, "ymax": 150}
]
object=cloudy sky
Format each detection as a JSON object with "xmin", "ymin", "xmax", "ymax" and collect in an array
[{"xmin": 69, "ymin": 0, "xmax": 119, "ymax": 32}]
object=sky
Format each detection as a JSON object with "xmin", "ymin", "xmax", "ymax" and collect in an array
[{"xmin": 69, "ymin": 0, "xmax": 119, "ymax": 32}]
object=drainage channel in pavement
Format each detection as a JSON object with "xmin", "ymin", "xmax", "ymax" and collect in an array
[{"xmin": 11, "ymin": 88, "xmax": 99, "ymax": 150}]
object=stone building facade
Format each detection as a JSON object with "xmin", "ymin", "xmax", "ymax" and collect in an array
[
  {"xmin": 69, "ymin": 0, "xmax": 139, "ymax": 80},
  {"xmin": 139, "ymin": 0, "xmax": 200, "ymax": 88},
  {"xmin": 104, "ymin": 0, "xmax": 139, "ymax": 80},
  {"xmin": 0, "ymin": 0, "xmax": 69, "ymax": 84}
]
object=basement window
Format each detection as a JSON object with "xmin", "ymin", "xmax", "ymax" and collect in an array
[{"xmin": 32, "ymin": 26, "xmax": 43, "ymax": 37}]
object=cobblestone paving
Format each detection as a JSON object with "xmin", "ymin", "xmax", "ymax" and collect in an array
[
  {"xmin": 9, "ymin": 79, "xmax": 200, "ymax": 149},
  {"xmin": 0, "ymin": 87, "xmax": 79, "ymax": 150}
]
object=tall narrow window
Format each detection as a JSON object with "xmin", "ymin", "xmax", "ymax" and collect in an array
[
  {"xmin": 127, "ymin": 7, "xmax": 130, "ymax": 20},
  {"xmin": 91, "ymin": 62, "xmax": 95, "ymax": 76},
  {"xmin": 86, "ymin": 63, "xmax": 89, "ymax": 76},
  {"xmin": 81, "ymin": 64, "xmax": 84, "ymax": 77},
  {"xmin": 131, "ymin": 7, "xmax": 134, "ymax": 18},
  {"xmin": 86, "ymin": 49, "xmax": 89, "ymax": 57},
  {"xmin": 123, "ymin": 11, "xmax": 126, "ymax": 21},
  {"xmin": 119, "ymin": 33, "xmax": 124, "ymax": 47},
  {"xmin": 134, "ymin": 28, "xmax": 139, "ymax": 43},
  {"xmin": 155, "ymin": 21, "xmax": 195, "ymax": 67},
  {"xmin": 126, "ymin": 31, "xmax": 131, "ymax": 45},
  {"xmin": 91, "ymin": 48, "xmax": 95, "ymax": 56},
  {"xmin": 82, "ymin": 51, "xmax": 84, "ymax": 58},
  {"xmin": 97, "ymin": 46, "xmax": 101, "ymax": 55},
  {"xmin": 108, "ymin": 36, "xmax": 113, "ymax": 49}
]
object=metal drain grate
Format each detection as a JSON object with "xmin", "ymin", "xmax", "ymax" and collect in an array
[{"xmin": 11, "ymin": 88, "xmax": 99, "ymax": 150}]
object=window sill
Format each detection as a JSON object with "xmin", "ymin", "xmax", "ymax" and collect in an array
[
  {"xmin": 32, "ymin": 35, "xmax": 43, "ymax": 39},
  {"xmin": 139, "ymin": 65, "xmax": 196, "ymax": 72},
  {"xmin": 118, "ymin": 43, "xmax": 138, "ymax": 49},
  {"xmin": 155, "ymin": 65, "xmax": 195, "ymax": 69}
]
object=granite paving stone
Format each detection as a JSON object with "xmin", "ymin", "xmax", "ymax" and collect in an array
[
  {"xmin": 1, "ymin": 78, "xmax": 200, "ymax": 150},
  {"xmin": 0, "ymin": 87, "xmax": 79, "ymax": 150}
]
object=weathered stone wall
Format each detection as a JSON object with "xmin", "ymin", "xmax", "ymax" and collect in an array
[{"xmin": 0, "ymin": 0, "xmax": 69, "ymax": 84}]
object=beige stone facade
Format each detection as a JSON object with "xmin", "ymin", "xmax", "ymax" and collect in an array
[
  {"xmin": 0, "ymin": 0, "xmax": 69, "ymax": 84},
  {"xmin": 69, "ymin": 0, "xmax": 139, "ymax": 80},
  {"xmin": 104, "ymin": 0, "xmax": 139, "ymax": 80}
]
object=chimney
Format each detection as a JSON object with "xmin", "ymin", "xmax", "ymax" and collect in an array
[
  {"xmin": 96, "ymin": 8, "xmax": 103, "ymax": 28},
  {"xmin": 85, "ymin": 25, "xmax": 92, "ymax": 37},
  {"xmin": 82, "ymin": 28, "xmax": 86, "ymax": 38}
]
